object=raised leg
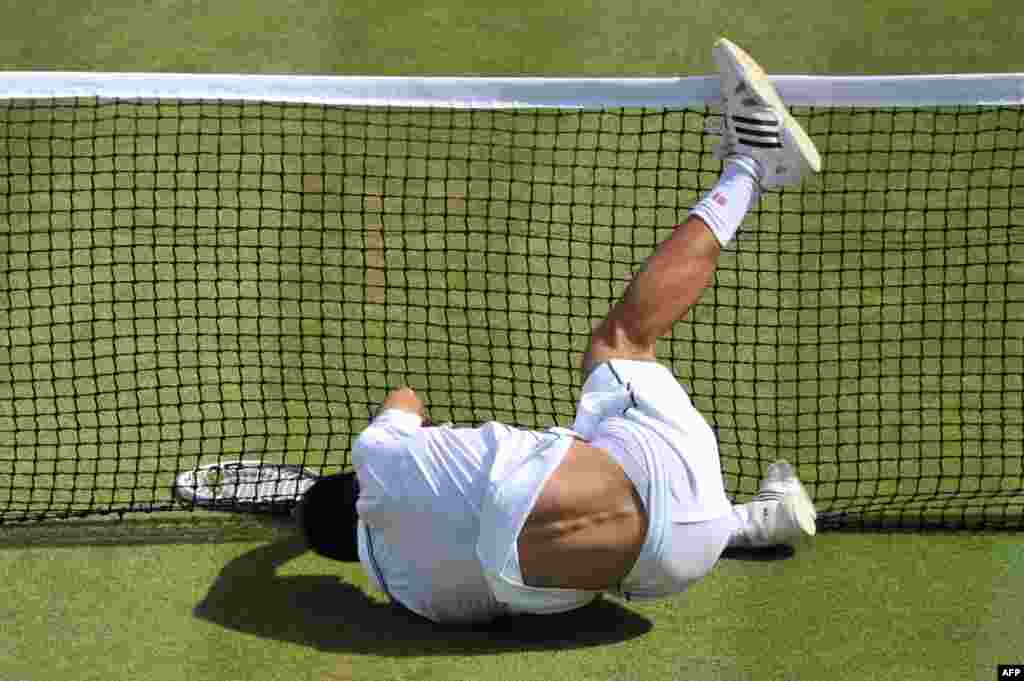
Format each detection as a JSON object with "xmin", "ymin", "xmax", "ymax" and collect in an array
[
  {"xmin": 580, "ymin": 215, "xmax": 725, "ymax": 378},
  {"xmin": 581, "ymin": 37, "xmax": 823, "ymax": 381}
]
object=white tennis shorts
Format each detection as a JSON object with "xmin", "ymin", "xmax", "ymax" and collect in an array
[{"xmin": 576, "ymin": 360, "xmax": 736, "ymax": 601}]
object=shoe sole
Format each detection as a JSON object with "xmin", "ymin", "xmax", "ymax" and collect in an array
[
  {"xmin": 782, "ymin": 486, "xmax": 818, "ymax": 538},
  {"xmin": 763, "ymin": 459, "xmax": 818, "ymax": 539},
  {"xmin": 713, "ymin": 38, "xmax": 822, "ymax": 177}
]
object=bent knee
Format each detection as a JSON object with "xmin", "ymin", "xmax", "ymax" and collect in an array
[{"xmin": 583, "ymin": 320, "xmax": 657, "ymax": 376}]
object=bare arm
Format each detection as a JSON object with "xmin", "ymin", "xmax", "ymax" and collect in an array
[{"xmin": 581, "ymin": 216, "xmax": 722, "ymax": 377}]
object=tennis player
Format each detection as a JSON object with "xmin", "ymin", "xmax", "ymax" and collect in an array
[{"xmin": 300, "ymin": 38, "xmax": 821, "ymax": 624}]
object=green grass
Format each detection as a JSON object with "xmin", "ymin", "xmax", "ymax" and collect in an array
[
  {"xmin": 0, "ymin": 1, "xmax": 1023, "ymax": 680},
  {"xmin": 1, "ymin": 527, "xmax": 1022, "ymax": 681}
]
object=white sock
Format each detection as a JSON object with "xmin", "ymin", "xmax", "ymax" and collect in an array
[{"xmin": 689, "ymin": 155, "xmax": 762, "ymax": 246}]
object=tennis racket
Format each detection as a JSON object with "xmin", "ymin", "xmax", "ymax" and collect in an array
[{"xmin": 172, "ymin": 459, "xmax": 319, "ymax": 512}]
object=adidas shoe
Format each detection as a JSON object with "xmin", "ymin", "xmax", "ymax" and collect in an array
[
  {"xmin": 710, "ymin": 38, "xmax": 822, "ymax": 190},
  {"xmin": 733, "ymin": 460, "xmax": 817, "ymax": 548}
]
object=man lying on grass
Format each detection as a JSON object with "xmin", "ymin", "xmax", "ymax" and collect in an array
[{"xmin": 299, "ymin": 38, "xmax": 820, "ymax": 624}]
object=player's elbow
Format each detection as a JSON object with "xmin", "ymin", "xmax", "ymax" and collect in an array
[{"xmin": 381, "ymin": 386, "xmax": 426, "ymax": 417}]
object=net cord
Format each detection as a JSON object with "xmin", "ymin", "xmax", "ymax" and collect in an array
[{"xmin": 0, "ymin": 72, "xmax": 1022, "ymax": 108}]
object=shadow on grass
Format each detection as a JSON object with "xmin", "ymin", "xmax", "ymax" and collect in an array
[
  {"xmin": 720, "ymin": 544, "xmax": 795, "ymax": 561},
  {"xmin": 194, "ymin": 534, "xmax": 653, "ymax": 655}
]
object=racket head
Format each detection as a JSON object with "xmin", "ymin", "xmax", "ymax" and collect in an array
[{"xmin": 173, "ymin": 459, "xmax": 319, "ymax": 512}]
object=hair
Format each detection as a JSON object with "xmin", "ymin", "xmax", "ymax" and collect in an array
[{"xmin": 297, "ymin": 472, "xmax": 360, "ymax": 562}]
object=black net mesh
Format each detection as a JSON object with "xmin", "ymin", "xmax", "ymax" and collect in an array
[{"xmin": 1, "ymin": 98, "xmax": 1021, "ymax": 527}]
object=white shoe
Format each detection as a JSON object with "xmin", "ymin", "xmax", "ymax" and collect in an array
[
  {"xmin": 710, "ymin": 38, "xmax": 822, "ymax": 190},
  {"xmin": 734, "ymin": 461, "xmax": 817, "ymax": 548}
]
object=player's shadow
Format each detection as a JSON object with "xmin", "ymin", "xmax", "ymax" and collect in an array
[
  {"xmin": 193, "ymin": 533, "xmax": 652, "ymax": 655},
  {"xmin": 720, "ymin": 544, "xmax": 795, "ymax": 561}
]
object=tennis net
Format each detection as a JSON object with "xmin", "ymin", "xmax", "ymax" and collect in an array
[{"xmin": 1, "ymin": 73, "xmax": 1022, "ymax": 528}]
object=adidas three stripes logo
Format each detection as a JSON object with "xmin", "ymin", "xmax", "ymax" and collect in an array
[
  {"xmin": 752, "ymin": 490, "xmax": 790, "ymax": 503},
  {"xmin": 730, "ymin": 113, "xmax": 783, "ymax": 149}
]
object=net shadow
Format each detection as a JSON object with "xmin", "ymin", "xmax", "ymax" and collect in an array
[{"xmin": 0, "ymin": 512, "xmax": 297, "ymax": 548}]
